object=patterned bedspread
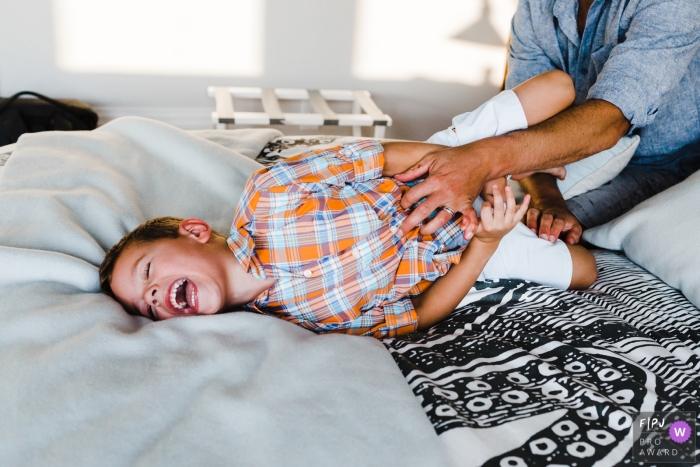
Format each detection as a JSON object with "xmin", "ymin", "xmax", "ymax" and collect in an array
[
  {"xmin": 383, "ymin": 251, "xmax": 700, "ymax": 466},
  {"xmin": 4, "ymin": 135, "xmax": 692, "ymax": 466},
  {"xmin": 257, "ymin": 136, "xmax": 700, "ymax": 465}
]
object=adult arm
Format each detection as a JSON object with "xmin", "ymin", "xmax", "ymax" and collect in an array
[
  {"xmin": 516, "ymin": 0, "xmax": 700, "ymax": 241},
  {"xmin": 504, "ymin": 0, "xmax": 559, "ymax": 89},
  {"xmin": 514, "ymin": 100, "xmax": 629, "ymax": 243},
  {"xmin": 395, "ymin": 71, "xmax": 607, "ymax": 237}
]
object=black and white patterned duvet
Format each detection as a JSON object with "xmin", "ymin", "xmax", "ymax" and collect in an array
[
  {"xmin": 257, "ymin": 138, "xmax": 700, "ymax": 465},
  {"xmin": 383, "ymin": 251, "xmax": 700, "ymax": 466}
]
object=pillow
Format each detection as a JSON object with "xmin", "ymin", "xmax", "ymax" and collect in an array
[
  {"xmin": 558, "ymin": 135, "xmax": 640, "ymax": 199},
  {"xmin": 582, "ymin": 169, "xmax": 700, "ymax": 309}
]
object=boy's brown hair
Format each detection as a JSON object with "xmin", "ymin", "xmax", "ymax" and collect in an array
[{"xmin": 99, "ymin": 216, "xmax": 185, "ymax": 299}]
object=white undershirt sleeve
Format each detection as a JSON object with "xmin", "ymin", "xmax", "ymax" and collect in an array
[{"xmin": 426, "ymin": 90, "xmax": 528, "ymax": 147}]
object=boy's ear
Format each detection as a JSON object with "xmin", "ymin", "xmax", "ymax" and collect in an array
[{"xmin": 178, "ymin": 218, "xmax": 212, "ymax": 243}]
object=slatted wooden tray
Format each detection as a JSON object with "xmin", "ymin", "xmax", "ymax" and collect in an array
[{"xmin": 208, "ymin": 87, "xmax": 392, "ymax": 138}]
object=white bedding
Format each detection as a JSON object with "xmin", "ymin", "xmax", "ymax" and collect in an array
[{"xmin": 0, "ymin": 118, "xmax": 448, "ymax": 467}]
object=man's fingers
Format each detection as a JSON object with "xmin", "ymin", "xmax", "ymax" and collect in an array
[
  {"xmin": 394, "ymin": 161, "xmax": 431, "ymax": 183},
  {"xmin": 399, "ymin": 194, "xmax": 443, "ymax": 235},
  {"xmin": 420, "ymin": 208, "xmax": 455, "ymax": 235},
  {"xmin": 400, "ymin": 178, "xmax": 437, "ymax": 209}
]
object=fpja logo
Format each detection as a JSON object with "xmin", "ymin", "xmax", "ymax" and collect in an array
[{"xmin": 668, "ymin": 420, "xmax": 692, "ymax": 444}]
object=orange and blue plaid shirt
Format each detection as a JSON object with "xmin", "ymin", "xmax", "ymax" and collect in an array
[{"xmin": 228, "ymin": 140, "xmax": 466, "ymax": 338}]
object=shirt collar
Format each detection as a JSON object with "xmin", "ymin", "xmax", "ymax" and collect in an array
[
  {"xmin": 227, "ymin": 227, "xmax": 265, "ymax": 279},
  {"xmin": 554, "ymin": 0, "xmax": 610, "ymax": 49},
  {"xmin": 553, "ymin": 0, "xmax": 581, "ymax": 47}
]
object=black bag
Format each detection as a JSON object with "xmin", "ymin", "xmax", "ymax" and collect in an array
[{"xmin": 0, "ymin": 91, "xmax": 99, "ymax": 146}]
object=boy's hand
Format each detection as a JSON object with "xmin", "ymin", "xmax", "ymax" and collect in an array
[
  {"xmin": 480, "ymin": 176, "xmax": 508, "ymax": 205},
  {"xmin": 475, "ymin": 185, "xmax": 531, "ymax": 243}
]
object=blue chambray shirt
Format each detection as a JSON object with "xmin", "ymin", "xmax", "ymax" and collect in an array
[{"xmin": 505, "ymin": 0, "xmax": 700, "ymax": 160}]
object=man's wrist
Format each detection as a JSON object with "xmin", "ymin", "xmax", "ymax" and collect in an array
[{"xmin": 467, "ymin": 136, "xmax": 518, "ymax": 181}]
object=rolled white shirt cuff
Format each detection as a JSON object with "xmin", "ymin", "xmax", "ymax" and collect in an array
[{"xmin": 426, "ymin": 90, "xmax": 528, "ymax": 147}]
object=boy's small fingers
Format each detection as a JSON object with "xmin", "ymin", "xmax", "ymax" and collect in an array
[
  {"xmin": 504, "ymin": 185, "xmax": 517, "ymax": 219},
  {"xmin": 492, "ymin": 185, "xmax": 505, "ymax": 217},
  {"xmin": 514, "ymin": 196, "xmax": 530, "ymax": 223},
  {"xmin": 480, "ymin": 201, "xmax": 492, "ymax": 222}
]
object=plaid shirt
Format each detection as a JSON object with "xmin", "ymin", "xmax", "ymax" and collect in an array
[{"xmin": 228, "ymin": 140, "xmax": 465, "ymax": 338}]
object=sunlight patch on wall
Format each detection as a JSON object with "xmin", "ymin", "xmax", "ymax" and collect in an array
[
  {"xmin": 353, "ymin": 0, "xmax": 517, "ymax": 87},
  {"xmin": 52, "ymin": 0, "xmax": 265, "ymax": 76}
]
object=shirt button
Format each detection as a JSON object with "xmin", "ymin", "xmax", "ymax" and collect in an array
[
  {"xmin": 303, "ymin": 270, "xmax": 312, "ymax": 277},
  {"xmin": 380, "ymin": 330, "xmax": 387, "ymax": 336}
]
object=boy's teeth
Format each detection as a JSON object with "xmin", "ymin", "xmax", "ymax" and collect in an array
[{"xmin": 170, "ymin": 279, "xmax": 187, "ymax": 309}]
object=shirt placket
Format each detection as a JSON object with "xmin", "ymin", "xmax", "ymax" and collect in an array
[
  {"xmin": 554, "ymin": 0, "xmax": 606, "ymax": 104},
  {"xmin": 576, "ymin": 0, "xmax": 605, "ymax": 90}
]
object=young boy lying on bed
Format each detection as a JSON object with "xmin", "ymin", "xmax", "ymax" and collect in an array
[{"xmin": 99, "ymin": 70, "xmax": 597, "ymax": 338}]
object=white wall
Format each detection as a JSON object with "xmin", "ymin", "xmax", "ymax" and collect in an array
[{"xmin": 0, "ymin": 0, "xmax": 516, "ymax": 141}]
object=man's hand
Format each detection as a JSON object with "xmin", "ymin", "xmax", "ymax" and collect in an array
[
  {"xmin": 518, "ymin": 173, "xmax": 582, "ymax": 244},
  {"xmin": 394, "ymin": 144, "xmax": 493, "ymax": 239}
]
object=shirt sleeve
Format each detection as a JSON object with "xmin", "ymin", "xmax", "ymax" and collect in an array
[
  {"xmin": 290, "ymin": 296, "xmax": 419, "ymax": 339},
  {"xmin": 587, "ymin": 0, "xmax": 700, "ymax": 130},
  {"xmin": 249, "ymin": 139, "xmax": 385, "ymax": 192},
  {"xmin": 368, "ymin": 298, "xmax": 419, "ymax": 338},
  {"xmin": 426, "ymin": 90, "xmax": 529, "ymax": 147},
  {"xmin": 505, "ymin": 0, "xmax": 559, "ymax": 89}
]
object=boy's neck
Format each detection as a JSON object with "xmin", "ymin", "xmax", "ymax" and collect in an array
[{"xmin": 219, "ymin": 238, "xmax": 276, "ymax": 308}]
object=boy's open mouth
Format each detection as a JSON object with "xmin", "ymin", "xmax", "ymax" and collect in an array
[{"xmin": 165, "ymin": 277, "xmax": 199, "ymax": 315}]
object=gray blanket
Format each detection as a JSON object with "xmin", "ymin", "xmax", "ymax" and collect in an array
[{"xmin": 0, "ymin": 118, "xmax": 448, "ymax": 467}]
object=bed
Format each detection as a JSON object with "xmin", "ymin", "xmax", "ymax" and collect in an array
[{"xmin": 0, "ymin": 118, "xmax": 698, "ymax": 467}]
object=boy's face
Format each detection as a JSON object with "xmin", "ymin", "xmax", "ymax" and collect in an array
[{"xmin": 110, "ymin": 223, "xmax": 230, "ymax": 320}]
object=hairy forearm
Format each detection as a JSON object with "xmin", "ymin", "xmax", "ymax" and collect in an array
[
  {"xmin": 477, "ymin": 99, "xmax": 631, "ymax": 180},
  {"xmin": 411, "ymin": 238, "xmax": 499, "ymax": 330}
]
